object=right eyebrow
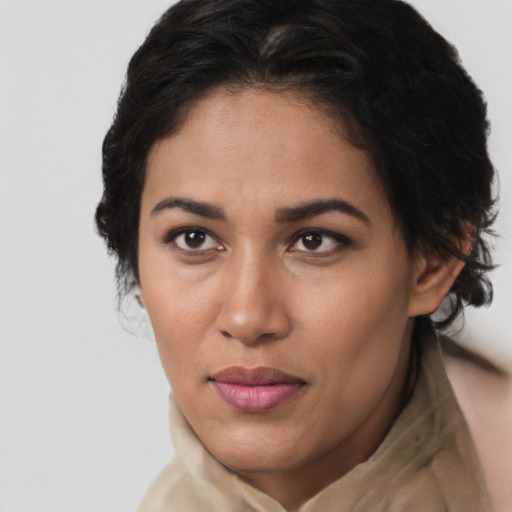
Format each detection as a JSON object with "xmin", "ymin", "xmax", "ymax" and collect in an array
[
  {"xmin": 275, "ymin": 198, "xmax": 371, "ymax": 225},
  {"xmin": 150, "ymin": 197, "xmax": 227, "ymax": 221}
]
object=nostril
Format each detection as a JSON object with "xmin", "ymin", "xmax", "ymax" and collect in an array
[
  {"xmin": 219, "ymin": 328, "xmax": 283, "ymax": 344},
  {"xmin": 256, "ymin": 331, "xmax": 279, "ymax": 341}
]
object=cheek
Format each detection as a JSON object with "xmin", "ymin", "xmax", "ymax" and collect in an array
[
  {"xmin": 297, "ymin": 257, "xmax": 411, "ymax": 341},
  {"xmin": 139, "ymin": 239, "xmax": 218, "ymax": 329},
  {"xmin": 294, "ymin": 256, "xmax": 412, "ymax": 386},
  {"xmin": 140, "ymin": 265, "xmax": 221, "ymax": 381}
]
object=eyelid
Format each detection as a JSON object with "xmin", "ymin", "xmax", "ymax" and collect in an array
[
  {"xmin": 288, "ymin": 228, "xmax": 353, "ymax": 254},
  {"xmin": 162, "ymin": 226, "xmax": 224, "ymax": 253},
  {"xmin": 161, "ymin": 226, "xmax": 351, "ymax": 256}
]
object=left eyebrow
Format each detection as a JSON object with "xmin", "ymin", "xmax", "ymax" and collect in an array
[
  {"xmin": 150, "ymin": 197, "xmax": 227, "ymax": 221},
  {"xmin": 275, "ymin": 198, "xmax": 371, "ymax": 225}
]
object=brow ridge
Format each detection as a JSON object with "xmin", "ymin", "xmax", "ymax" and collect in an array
[
  {"xmin": 151, "ymin": 197, "xmax": 226, "ymax": 221},
  {"xmin": 275, "ymin": 199, "xmax": 370, "ymax": 224},
  {"xmin": 151, "ymin": 196, "xmax": 369, "ymax": 225}
]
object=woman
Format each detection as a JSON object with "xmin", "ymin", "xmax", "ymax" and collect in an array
[{"xmin": 96, "ymin": 0, "xmax": 502, "ymax": 510}]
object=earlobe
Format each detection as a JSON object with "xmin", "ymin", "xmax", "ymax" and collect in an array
[
  {"xmin": 407, "ymin": 250, "xmax": 467, "ymax": 318},
  {"xmin": 134, "ymin": 285, "xmax": 145, "ymax": 308}
]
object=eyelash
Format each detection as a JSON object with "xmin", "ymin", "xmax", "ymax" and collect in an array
[
  {"xmin": 162, "ymin": 227, "xmax": 224, "ymax": 256},
  {"xmin": 289, "ymin": 229, "xmax": 353, "ymax": 256},
  {"xmin": 162, "ymin": 227, "xmax": 352, "ymax": 257}
]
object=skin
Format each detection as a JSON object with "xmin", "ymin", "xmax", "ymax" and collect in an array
[{"xmin": 138, "ymin": 88, "xmax": 464, "ymax": 510}]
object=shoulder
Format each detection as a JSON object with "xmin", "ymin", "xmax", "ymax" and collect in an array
[{"xmin": 444, "ymin": 352, "xmax": 512, "ymax": 512}]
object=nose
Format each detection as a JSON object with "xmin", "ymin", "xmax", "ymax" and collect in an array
[{"xmin": 214, "ymin": 250, "xmax": 292, "ymax": 345}]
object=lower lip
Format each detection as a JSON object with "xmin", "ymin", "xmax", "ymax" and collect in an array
[{"xmin": 211, "ymin": 381, "xmax": 304, "ymax": 413}]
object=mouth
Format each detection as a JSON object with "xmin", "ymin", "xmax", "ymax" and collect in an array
[{"xmin": 209, "ymin": 366, "xmax": 306, "ymax": 413}]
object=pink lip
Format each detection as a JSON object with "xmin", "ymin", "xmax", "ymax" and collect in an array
[{"xmin": 209, "ymin": 366, "xmax": 306, "ymax": 413}]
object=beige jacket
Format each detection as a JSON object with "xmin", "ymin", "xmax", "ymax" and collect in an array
[{"xmin": 139, "ymin": 324, "xmax": 493, "ymax": 512}]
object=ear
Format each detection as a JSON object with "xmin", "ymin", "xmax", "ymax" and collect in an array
[
  {"xmin": 134, "ymin": 284, "xmax": 145, "ymax": 308},
  {"xmin": 407, "ymin": 244, "xmax": 470, "ymax": 318}
]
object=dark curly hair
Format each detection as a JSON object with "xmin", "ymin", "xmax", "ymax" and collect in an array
[{"xmin": 96, "ymin": 0, "xmax": 496, "ymax": 329}]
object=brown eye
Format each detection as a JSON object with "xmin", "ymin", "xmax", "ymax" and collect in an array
[
  {"xmin": 169, "ymin": 228, "xmax": 224, "ymax": 253},
  {"xmin": 184, "ymin": 230, "xmax": 206, "ymax": 248},
  {"xmin": 290, "ymin": 229, "xmax": 351, "ymax": 255},
  {"xmin": 302, "ymin": 232, "xmax": 323, "ymax": 250}
]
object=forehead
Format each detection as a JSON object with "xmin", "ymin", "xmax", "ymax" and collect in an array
[{"xmin": 143, "ymin": 88, "xmax": 392, "ymax": 224}]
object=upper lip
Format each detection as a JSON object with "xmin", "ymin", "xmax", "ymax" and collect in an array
[{"xmin": 210, "ymin": 366, "xmax": 305, "ymax": 386}]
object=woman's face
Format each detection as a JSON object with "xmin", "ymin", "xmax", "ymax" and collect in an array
[{"xmin": 138, "ymin": 88, "xmax": 421, "ymax": 481}]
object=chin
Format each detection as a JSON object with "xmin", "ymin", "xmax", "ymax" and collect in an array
[{"xmin": 203, "ymin": 426, "xmax": 311, "ymax": 474}]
